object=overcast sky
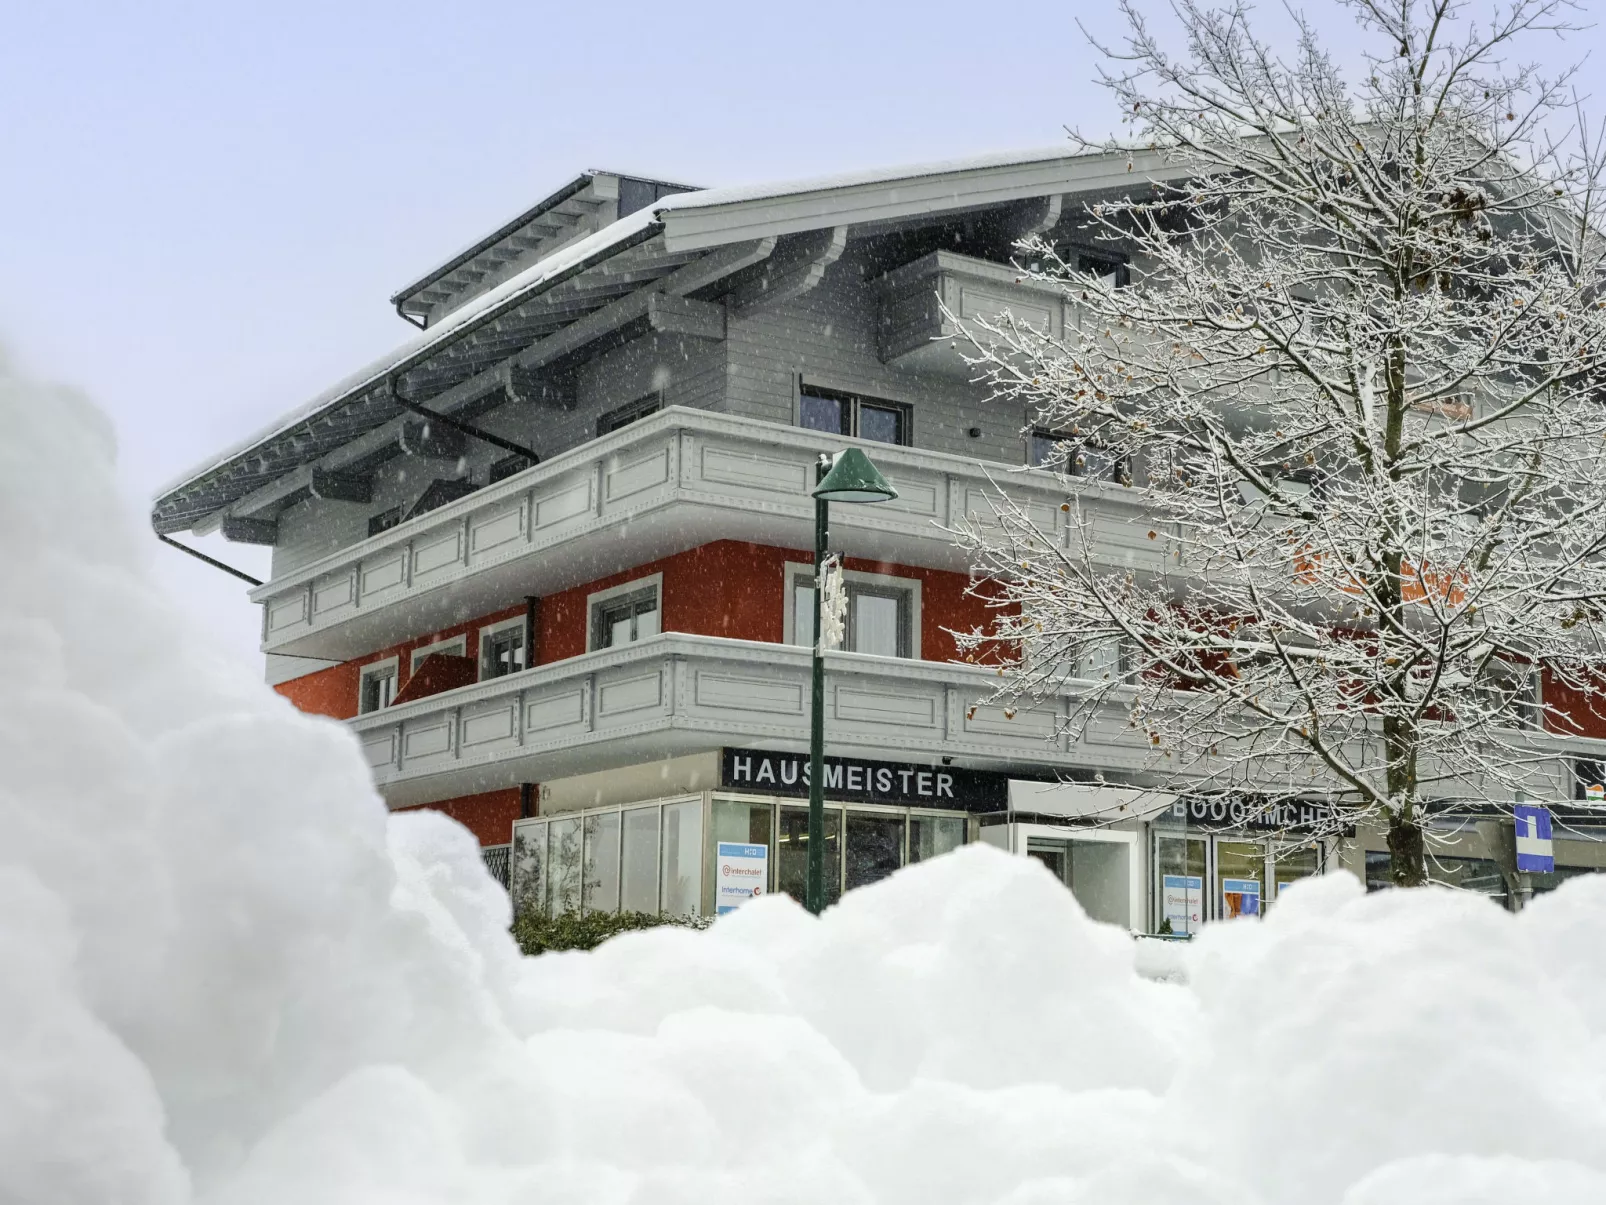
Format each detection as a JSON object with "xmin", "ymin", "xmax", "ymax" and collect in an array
[{"xmin": 2, "ymin": 1, "xmax": 1599, "ymax": 673}]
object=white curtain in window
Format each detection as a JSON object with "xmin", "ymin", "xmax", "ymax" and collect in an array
[
  {"xmin": 854, "ymin": 593, "xmax": 900, "ymax": 657},
  {"xmin": 793, "ymin": 583, "xmax": 815, "ymax": 646},
  {"xmin": 635, "ymin": 605, "xmax": 660, "ymax": 640}
]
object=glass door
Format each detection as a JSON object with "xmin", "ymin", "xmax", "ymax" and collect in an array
[
  {"xmin": 1215, "ymin": 839, "xmax": 1267, "ymax": 919},
  {"xmin": 1270, "ymin": 841, "xmax": 1322, "ymax": 904},
  {"xmin": 1153, "ymin": 832, "xmax": 1207, "ymax": 935},
  {"xmin": 776, "ymin": 806, "xmax": 841, "ymax": 907}
]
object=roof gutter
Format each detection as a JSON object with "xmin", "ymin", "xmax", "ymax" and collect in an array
[
  {"xmin": 154, "ymin": 215, "xmax": 665, "ymax": 522},
  {"xmin": 389, "ymin": 172, "xmax": 597, "ymax": 321}
]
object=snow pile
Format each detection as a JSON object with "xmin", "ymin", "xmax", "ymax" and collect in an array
[{"xmin": 4, "ymin": 351, "xmax": 1606, "ymax": 1204}]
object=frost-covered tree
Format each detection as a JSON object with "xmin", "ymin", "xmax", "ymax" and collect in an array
[{"xmin": 956, "ymin": 0, "xmax": 1606, "ymax": 885}]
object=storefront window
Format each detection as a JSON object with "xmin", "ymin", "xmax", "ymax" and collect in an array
[
  {"xmin": 845, "ymin": 811, "xmax": 904, "ymax": 890},
  {"xmin": 582, "ymin": 811, "xmax": 621, "ymax": 913},
  {"xmin": 1217, "ymin": 840, "xmax": 1267, "ymax": 918},
  {"xmin": 1429, "ymin": 855, "xmax": 1509, "ymax": 908},
  {"xmin": 713, "ymin": 798, "xmax": 774, "ymax": 850},
  {"xmin": 1530, "ymin": 865, "xmax": 1595, "ymax": 895},
  {"xmin": 1155, "ymin": 833, "xmax": 1206, "ymax": 935},
  {"xmin": 910, "ymin": 814, "xmax": 965, "ymax": 863},
  {"xmin": 549, "ymin": 816, "xmax": 582, "ymax": 914},
  {"xmin": 511, "ymin": 821, "xmax": 546, "ymax": 918},
  {"xmin": 1271, "ymin": 842, "xmax": 1321, "ymax": 904},
  {"xmin": 660, "ymin": 800, "xmax": 702, "ymax": 917},
  {"xmin": 620, "ymin": 807, "xmax": 660, "ymax": 913},
  {"xmin": 777, "ymin": 805, "xmax": 841, "ymax": 907}
]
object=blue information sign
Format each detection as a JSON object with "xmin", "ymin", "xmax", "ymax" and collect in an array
[{"xmin": 1514, "ymin": 805, "xmax": 1554, "ymax": 874}]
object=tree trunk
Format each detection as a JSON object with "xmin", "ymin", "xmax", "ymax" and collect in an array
[{"xmin": 1387, "ymin": 813, "xmax": 1427, "ymax": 886}]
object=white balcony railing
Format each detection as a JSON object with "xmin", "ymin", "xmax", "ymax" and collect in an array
[{"xmin": 250, "ymin": 407, "xmax": 1169, "ymax": 659}]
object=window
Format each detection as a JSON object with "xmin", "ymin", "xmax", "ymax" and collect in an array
[
  {"xmin": 358, "ymin": 658, "xmax": 398, "ymax": 714},
  {"xmin": 479, "ymin": 619, "xmax": 525, "ymax": 681},
  {"xmin": 787, "ymin": 563, "xmax": 919, "ymax": 658},
  {"xmin": 1028, "ymin": 428, "xmax": 1128, "ymax": 483},
  {"xmin": 587, "ymin": 576, "xmax": 663, "ymax": 651},
  {"xmin": 410, "ymin": 635, "xmax": 466, "ymax": 673},
  {"xmin": 1076, "ymin": 249, "xmax": 1131, "ymax": 287},
  {"xmin": 367, "ymin": 507, "xmax": 402, "ymax": 538},
  {"xmin": 798, "ymin": 385, "xmax": 910, "ymax": 446},
  {"xmin": 598, "ymin": 393, "xmax": 661, "ymax": 437},
  {"xmin": 489, "ymin": 453, "xmax": 534, "ymax": 484}
]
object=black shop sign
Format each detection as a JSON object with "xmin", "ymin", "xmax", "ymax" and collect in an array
[{"xmin": 721, "ymin": 747, "xmax": 1009, "ymax": 811}]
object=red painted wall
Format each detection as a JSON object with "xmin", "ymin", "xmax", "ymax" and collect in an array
[
  {"xmin": 1543, "ymin": 666, "xmax": 1606, "ymax": 739},
  {"xmin": 273, "ymin": 540, "xmax": 1010, "ymax": 720},
  {"xmin": 394, "ymin": 788, "xmax": 523, "ymax": 847}
]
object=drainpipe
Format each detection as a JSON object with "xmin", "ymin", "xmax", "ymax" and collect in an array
[
  {"xmin": 388, "ymin": 378, "xmax": 540, "ymax": 464},
  {"xmin": 156, "ymin": 533, "xmax": 264, "ymax": 587},
  {"xmin": 523, "ymin": 595, "xmax": 539, "ymax": 672}
]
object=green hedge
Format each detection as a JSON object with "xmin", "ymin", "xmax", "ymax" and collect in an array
[{"xmin": 512, "ymin": 908, "xmax": 711, "ymax": 955}]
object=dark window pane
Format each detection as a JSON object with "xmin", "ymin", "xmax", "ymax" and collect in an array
[
  {"xmin": 909, "ymin": 815, "xmax": 965, "ymax": 862},
  {"xmin": 858, "ymin": 403, "xmax": 903, "ymax": 445},
  {"xmin": 845, "ymin": 812, "xmax": 904, "ymax": 890},
  {"xmin": 368, "ymin": 507, "xmax": 403, "ymax": 537},
  {"xmin": 1073, "ymin": 444, "xmax": 1120, "ymax": 480},
  {"xmin": 1078, "ymin": 254, "xmax": 1130, "ymax": 287},
  {"xmin": 799, "ymin": 391, "xmax": 845, "ymax": 434},
  {"xmin": 482, "ymin": 628, "xmax": 523, "ymax": 678},
  {"xmin": 489, "ymin": 454, "xmax": 534, "ymax": 484},
  {"xmin": 1028, "ymin": 432, "xmax": 1065, "ymax": 469},
  {"xmin": 776, "ymin": 806, "xmax": 841, "ymax": 907}
]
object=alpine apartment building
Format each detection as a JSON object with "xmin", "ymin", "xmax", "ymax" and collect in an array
[{"xmin": 152, "ymin": 152, "xmax": 1606, "ymax": 929}]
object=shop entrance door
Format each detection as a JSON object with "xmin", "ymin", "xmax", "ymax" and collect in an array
[{"xmin": 1028, "ymin": 838, "xmax": 1133, "ymax": 927}]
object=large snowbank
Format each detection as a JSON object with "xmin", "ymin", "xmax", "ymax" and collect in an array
[{"xmin": 5, "ymin": 350, "xmax": 1606, "ymax": 1203}]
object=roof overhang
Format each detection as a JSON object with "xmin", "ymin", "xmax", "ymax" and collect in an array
[{"xmin": 152, "ymin": 145, "xmax": 1186, "ymax": 536}]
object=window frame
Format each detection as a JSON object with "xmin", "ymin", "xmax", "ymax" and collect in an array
[
  {"xmin": 488, "ymin": 452, "xmax": 535, "ymax": 484},
  {"xmin": 478, "ymin": 616, "xmax": 527, "ymax": 682},
  {"xmin": 367, "ymin": 506, "xmax": 403, "ymax": 538},
  {"xmin": 1027, "ymin": 427, "xmax": 1129, "ymax": 484},
  {"xmin": 1071, "ymin": 246, "xmax": 1132, "ymax": 288},
  {"xmin": 597, "ymin": 392, "xmax": 663, "ymax": 437},
  {"xmin": 358, "ymin": 656, "xmax": 400, "ymax": 715},
  {"xmin": 586, "ymin": 573, "xmax": 665, "ymax": 653},
  {"xmin": 409, "ymin": 634, "xmax": 467, "ymax": 674},
  {"xmin": 783, "ymin": 561, "xmax": 922, "ymax": 659},
  {"xmin": 796, "ymin": 382, "xmax": 912, "ymax": 447}
]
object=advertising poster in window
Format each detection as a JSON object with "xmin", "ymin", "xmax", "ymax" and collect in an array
[
  {"xmin": 1161, "ymin": 874, "xmax": 1202, "ymax": 935},
  {"xmin": 715, "ymin": 842, "xmax": 768, "ymax": 915},
  {"xmin": 1221, "ymin": 877, "xmax": 1262, "ymax": 919}
]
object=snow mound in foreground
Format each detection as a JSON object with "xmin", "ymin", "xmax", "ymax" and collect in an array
[{"xmin": 4, "ymin": 355, "xmax": 1606, "ymax": 1205}]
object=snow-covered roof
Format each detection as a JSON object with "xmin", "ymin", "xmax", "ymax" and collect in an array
[
  {"xmin": 389, "ymin": 171, "xmax": 700, "ymax": 328},
  {"xmin": 153, "ymin": 144, "xmax": 1174, "ymax": 533}
]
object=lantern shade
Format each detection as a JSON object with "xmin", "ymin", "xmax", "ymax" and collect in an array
[{"xmin": 812, "ymin": 447, "xmax": 899, "ymax": 503}]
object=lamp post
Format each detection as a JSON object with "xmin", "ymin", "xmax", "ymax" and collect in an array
[{"xmin": 806, "ymin": 447, "xmax": 898, "ymax": 915}]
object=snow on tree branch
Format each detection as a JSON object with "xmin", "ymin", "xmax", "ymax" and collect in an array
[{"xmin": 952, "ymin": 0, "xmax": 1606, "ymax": 885}]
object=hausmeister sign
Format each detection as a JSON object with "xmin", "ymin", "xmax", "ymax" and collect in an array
[{"xmin": 721, "ymin": 747, "xmax": 1008, "ymax": 811}]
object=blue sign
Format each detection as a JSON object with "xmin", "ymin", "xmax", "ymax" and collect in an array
[
  {"xmin": 715, "ymin": 842, "xmax": 769, "ymax": 914},
  {"xmin": 1514, "ymin": 805, "xmax": 1555, "ymax": 874},
  {"xmin": 1221, "ymin": 877, "xmax": 1261, "ymax": 919}
]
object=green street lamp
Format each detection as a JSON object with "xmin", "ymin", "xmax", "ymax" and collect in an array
[{"xmin": 806, "ymin": 447, "xmax": 898, "ymax": 915}]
